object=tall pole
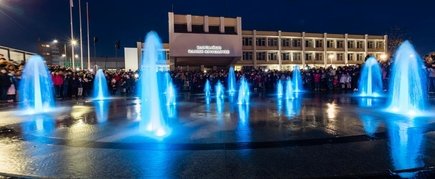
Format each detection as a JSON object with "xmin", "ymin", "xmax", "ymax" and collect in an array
[
  {"xmin": 86, "ymin": 2, "xmax": 91, "ymax": 70},
  {"xmin": 79, "ymin": 0, "xmax": 84, "ymax": 70},
  {"xmin": 69, "ymin": 0, "xmax": 75, "ymax": 69}
]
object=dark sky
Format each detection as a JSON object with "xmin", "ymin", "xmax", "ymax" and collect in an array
[{"xmin": 1, "ymin": 0, "xmax": 434, "ymax": 56}]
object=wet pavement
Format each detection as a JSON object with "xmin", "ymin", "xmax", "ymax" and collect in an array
[{"xmin": 0, "ymin": 93, "xmax": 434, "ymax": 178}]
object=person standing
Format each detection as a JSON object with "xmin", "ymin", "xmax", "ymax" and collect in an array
[
  {"xmin": 428, "ymin": 66, "xmax": 435, "ymax": 93},
  {"xmin": 0, "ymin": 69, "xmax": 11, "ymax": 102}
]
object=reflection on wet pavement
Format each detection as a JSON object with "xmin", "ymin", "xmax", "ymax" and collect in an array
[{"xmin": 0, "ymin": 94, "xmax": 434, "ymax": 178}]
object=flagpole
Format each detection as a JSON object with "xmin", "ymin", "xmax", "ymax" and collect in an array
[
  {"xmin": 86, "ymin": 2, "xmax": 91, "ymax": 70},
  {"xmin": 69, "ymin": 0, "xmax": 75, "ymax": 70},
  {"xmin": 79, "ymin": 0, "xmax": 84, "ymax": 70}
]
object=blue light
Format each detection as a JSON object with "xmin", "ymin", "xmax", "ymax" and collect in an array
[
  {"xmin": 387, "ymin": 119, "xmax": 426, "ymax": 178},
  {"xmin": 285, "ymin": 78, "xmax": 294, "ymax": 100},
  {"xmin": 93, "ymin": 69, "xmax": 110, "ymax": 100},
  {"xmin": 228, "ymin": 67, "xmax": 237, "ymax": 96},
  {"xmin": 387, "ymin": 41, "xmax": 427, "ymax": 116},
  {"xmin": 215, "ymin": 81, "xmax": 225, "ymax": 99},
  {"xmin": 292, "ymin": 66, "xmax": 304, "ymax": 93},
  {"xmin": 137, "ymin": 31, "xmax": 171, "ymax": 138},
  {"xmin": 19, "ymin": 55, "xmax": 55, "ymax": 113},
  {"xmin": 237, "ymin": 77, "xmax": 250, "ymax": 105},
  {"xmin": 277, "ymin": 80, "xmax": 283, "ymax": 99},
  {"xmin": 358, "ymin": 57, "xmax": 383, "ymax": 97},
  {"xmin": 204, "ymin": 79, "xmax": 211, "ymax": 104}
]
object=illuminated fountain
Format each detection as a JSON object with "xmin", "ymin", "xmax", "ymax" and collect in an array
[
  {"xmin": 285, "ymin": 78, "xmax": 294, "ymax": 100},
  {"xmin": 19, "ymin": 55, "xmax": 55, "ymax": 113},
  {"xmin": 164, "ymin": 72, "xmax": 176, "ymax": 106},
  {"xmin": 137, "ymin": 31, "xmax": 170, "ymax": 137},
  {"xmin": 215, "ymin": 81, "xmax": 225, "ymax": 99},
  {"xmin": 358, "ymin": 57, "xmax": 383, "ymax": 97},
  {"xmin": 388, "ymin": 41, "xmax": 427, "ymax": 116},
  {"xmin": 237, "ymin": 77, "xmax": 250, "ymax": 105},
  {"xmin": 276, "ymin": 80, "xmax": 284, "ymax": 99},
  {"xmin": 292, "ymin": 66, "xmax": 304, "ymax": 93},
  {"xmin": 204, "ymin": 79, "xmax": 211, "ymax": 104},
  {"xmin": 93, "ymin": 69, "xmax": 110, "ymax": 100},
  {"xmin": 228, "ymin": 67, "xmax": 237, "ymax": 96}
]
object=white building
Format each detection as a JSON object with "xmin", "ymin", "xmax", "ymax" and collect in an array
[{"xmin": 125, "ymin": 12, "xmax": 387, "ymax": 71}]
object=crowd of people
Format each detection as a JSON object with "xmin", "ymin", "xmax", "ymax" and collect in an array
[{"xmin": 0, "ymin": 55, "xmax": 434, "ymax": 103}]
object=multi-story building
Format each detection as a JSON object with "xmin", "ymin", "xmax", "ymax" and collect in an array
[{"xmin": 124, "ymin": 12, "xmax": 387, "ymax": 71}]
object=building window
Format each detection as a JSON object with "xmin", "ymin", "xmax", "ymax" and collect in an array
[
  {"xmin": 257, "ymin": 52, "xmax": 266, "ymax": 60},
  {"xmin": 268, "ymin": 52, "xmax": 278, "ymax": 60},
  {"xmin": 305, "ymin": 53, "xmax": 313, "ymax": 61},
  {"xmin": 337, "ymin": 40, "xmax": 344, "ymax": 48},
  {"xmin": 224, "ymin": 26, "xmax": 236, "ymax": 34},
  {"xmin": 281, "ymin": 38, "xmax": 291, "ymax": 47},
  {"xmin": 348, "ymin": 41, "xmax": 355, "ymax": 49},
  {"xmin": 293, "ymin": 52, "xmax": 301, "ymax": 61},
  {"xmin": 243, "ymin": 52, "xmax": 253, "ymax": 60},
  {"xmin": 293, "ymin": 39, "xmax": 302, "ymax": 47},
  {"xmin": 256, "ymin": 38, "xmax": 266, "ymax": 46},
  {"xmin": 315, "ymin": 53, "xmax": 323, "ymax": 61},
  {"xmin": 337, "ymin": 53, "xmax": 344, "ymax": 61},
  {"xmin": 348, "ymin": 53, "xmax": 354, "ymax": 61},
  {"xmin": 282, "ymin": 52, "xmax": 290, "ymax": 60},
  {"xmin": 315, "ymin": 40, "xmax": 323, "ymax": 48},
  {"xmin": 192, "ymin": 25, "xmax": 204, "ymax": 33},
  {"xmin": 268, "ymin": 38, "xmax": 278, "ymax": 47},
  {"xmin": 368, "ymin": 41, "xmax": 375, "ymax": 49},
  {"xmin": 243, "ymin": 37, "xmax": 253, "ymax": 46},
  {"xmin": 357, "ymin": 54, "xmax": 364, "ymax": 61},
  {"xmin": 174, "ymin": 24, "xmax": 188, "ymax": 33},
  {"xmin": 305, "ymin": 39, "xmax": 313, "ymax": 48},
  {"xmin": 327, "ymin": 40, "xmax": 335, "ymax": 48},
  {"xmin": 357, "ymin": 41, "xmax": 364, "ymax": 49},
  {"xmin": 209, "ymin": 26, "xmax": 220, "ymax": 33},
  {"xmin": 376, "ymin": 41, "xmax": 384, "ymax": 49}
]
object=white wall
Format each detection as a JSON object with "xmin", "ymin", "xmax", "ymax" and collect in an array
[{"xmin": 124, "ymin": 47, "xmax": 138, "ymax": 71}]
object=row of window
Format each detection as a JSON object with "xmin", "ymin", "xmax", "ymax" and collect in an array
[
  {"xmin": 242, "ymin": 37, "xmax": 384, "ymax": 49},
  {"xmin": 174, "ymin": 24, "xmax": 237, "ymax": 34},
  {"xmin": 242, "ymin": 52, "xmax": 366, "ymax": 62}
]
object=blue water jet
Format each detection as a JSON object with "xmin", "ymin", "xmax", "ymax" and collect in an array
[
  {"xmin": 277, "ymin": 80, "xmax": 284, "ymax": 99},
  {"xmin": 285, "ymin": 78, "xmax": 294, "ymax": 100},
  {"xmin": 93, "ymin": 69, "xmax": 110, "ymax": 100},
  {"xmin": 164, "ymin": 72, "xmax": 176, "ymax": 106},
  {"xmin": 228, "ymin": 67, "xmax": 236, "ymax": 96},
  {"xmin": 215, "ymin": 81, "xmax": 225, "ymax": 99},
  {"xmin": 237, "ymin": 77, "xmax": 250, "ymax": 105},
  {"xmin": 388, "ymin": 41, "xmax": 427, "ymax": 116},
  {"xmin": 204, "ymin": 80, "xmax": 211, "ymax": 104},
  {"xmin": 358, "ymin": 57, "xmax": 383, "ymax": 97},
  {"xmin": 137, "ymin": 31, "xmax": 170, "ymax": 138},
  {"xmin": 292, "ymin": 66, "xmax": 304, "ymax": 93},
  {"xmin": 19, "ymin": 55, "xmax": 55, "ymax": 113}
]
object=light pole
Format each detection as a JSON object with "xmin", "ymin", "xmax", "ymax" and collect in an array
[{"xmin": 71, "ymin": 39, "xmax": 78, "ymax": 68}]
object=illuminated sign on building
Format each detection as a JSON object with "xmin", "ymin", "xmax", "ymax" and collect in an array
[{"xmin": 187, "ymin": 45, "xmax": 231, "ymax": 55}]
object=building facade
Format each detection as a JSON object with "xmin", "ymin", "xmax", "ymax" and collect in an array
[
  {"xmin": 0, "ymin": 45, "xmax": 35, "ymax": 63},
  {"xmin": 125, "ymin": 12, "xmax": 387, "ymax": 70}
]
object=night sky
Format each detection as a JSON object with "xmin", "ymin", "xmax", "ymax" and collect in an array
[{"xmin": 1, "ymin": 0, "xmax": 434, "ymax": 56}]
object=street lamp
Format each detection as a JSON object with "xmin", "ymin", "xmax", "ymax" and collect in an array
[
  {"xmin": 71, "ymin": 39, "xmax": 78, "ymax": 46},
  {"xmin": 52, "ymin": 39, "xmax": 58, "ymax": 44},
  {"xmin": 328, "ymin": 54, "xmax": 335, "ymax": 65},
  {"xmin": 380, "ymin": 53, "xmax": 388, "ymax": 61}
]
